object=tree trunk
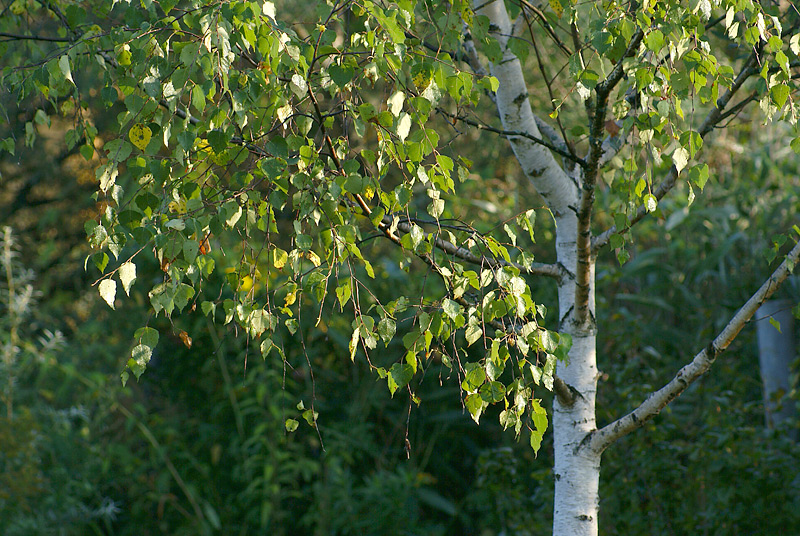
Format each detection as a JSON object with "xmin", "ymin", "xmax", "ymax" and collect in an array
[{"xmin": 472, "ymin": 1, "xmax": 602, "ymax": 533}]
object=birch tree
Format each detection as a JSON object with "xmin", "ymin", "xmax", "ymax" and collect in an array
[{"xmin": 2, "ymin": 0, "xmax": 799, "ymax": 534}]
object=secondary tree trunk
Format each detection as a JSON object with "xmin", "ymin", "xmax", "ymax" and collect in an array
[
  {"xmin": 554, "ymin": 213, "xmax": 600, "ymax": 536},
  {"xmin": 756, "ymin": 299, "xmax": 797, "ymax": 437}
]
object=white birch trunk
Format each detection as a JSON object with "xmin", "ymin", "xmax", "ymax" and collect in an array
[{"xmin": 473, "ymin": 2, "xmax": 600, "ymax": 534}]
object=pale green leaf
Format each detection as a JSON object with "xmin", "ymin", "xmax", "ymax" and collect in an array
[
  {"xmin": 465, "ymin": 322, "xmax": 482, "ymax": 346},
  {"xmin": 397, "ymin": 112, "xmax": 411, "ymax": 142},
  {"xmin": 673, "ymin": 146, "xmax": 689, "ymax": 174},
  {"xmin": 59, "ymin": 54, "xmax": 74, "ymax": 84},
  {"xmin": 119, "ymin": 262, "xmax": 136, "ymax": 296},
  {"xmin": 99, "ymin": 279, "xmax": 116, "ymax": 309},
  {"xmin": 465, "ymin": 393, "xmax": 485, "ymax": 424},
  {"xmin": 388, "ymin": 91, "xmax": 405, "ymax": 116}
]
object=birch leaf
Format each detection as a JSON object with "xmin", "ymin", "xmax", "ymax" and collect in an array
[
  {"xmin": 119, "ymin": 262, "xmax": 136, "ymax": 296},
  {"xmin": 397, "ymin": 112, "xmax": 411, "ymax": 142},
  {"xmin": 388, "ymin": 91, "xmax": 405, "ymax": 116},
  {"xmin": 99, "ymin": 279, "xmax": 117, "ymax": 309},
  {"xmin": 673, "ymin": 146, "xmax": 689, "ymax": 174},
  {"xmin": 290, "ymin": 74, "xmax": 307, "ymax": 98},
  {"xmin": 59, "ymin": 55, "xmax": 74, "ymax": 84},
  {"xmin": 129, "ymin": 124, "xmax": 152, "ymax": 151}
]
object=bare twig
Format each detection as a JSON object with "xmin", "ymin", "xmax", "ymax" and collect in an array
[{"xmin": 438, "ymin": 109, "xmax": 586, "ymax": 166}]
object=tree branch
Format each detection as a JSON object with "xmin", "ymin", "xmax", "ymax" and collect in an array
[
  {"xmin": 590, "ymin": 236, "xmax": 800, "ymax": 454},
  {"xmin": 438, "ymin": 109, "xmax": 586, "ymax": 166},
  {"xmin": 592, "ymin": 50, "xmax": 760, "ymax": 252},
  {"xmin": 0, "ymin": 32, "xmax": 70, "ymax": 42},
  {"xmin": 553, "ymin": 375, "xmax": 577, "ymax": 406},
  {"xmin": 574, "ymin": 30, "xmax": 643, "ymax": 326}
]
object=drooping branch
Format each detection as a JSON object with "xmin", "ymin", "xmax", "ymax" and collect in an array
[
  {"xmin": 590, "ymin": 236, "xmax": 800, "ymax": 454},
  {"xmin": 592, "ymin": 50, "xmax": 760, "ymax": 252}
]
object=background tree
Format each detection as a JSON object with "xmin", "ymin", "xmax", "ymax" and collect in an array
[{"xmin": 2, "ymin": 0, "xmax": 800, "ymax": 535}]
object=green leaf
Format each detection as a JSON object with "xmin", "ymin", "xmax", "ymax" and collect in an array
[
  {"xmin": 480, "ymin": 381, "xmax": 506, "ymax": 403},
  {"xmin": 679, "ymin": 130, "xmax": 703, "ymax": 158},
  {"xmin": 688, "ymin": 164, "xmax": 710, "ymax": 191},
  {"xmin": 542, "ymin": 354, "xmax": 557, "ymax": 391},
  {"xmin": 378, "ymin": 317, "xmax": 396, "ymax": 344},
  {"xmin": 771, "ymin": 84, "xmax": 790, "ymax": 108},
  {"xmin": 129, "ymin": 344, "xmax": 152, "ymax": 380},
  {"xmin": 776, "ymin": 50, "xmax": 790, "ymax": 74},
  {"xmin": 461, "ymin": 363, "xmax": 486, "ymax": 393},
  {"xmin": 465, "ymin": 321, "xmax": 482, "ymax": 346},
  {"xmin": 290, "ymin": 73, "xmax": 307, "ymax": 98},
  {"xmin": 58, "ymin": 54, "xmax": 74, "ymax": 85},
  {"xmin": 387, "ymin": 363, "xmax": 414, "ymax": 396},
  {"xmin": 302, "ymin": 408, "xmax": 318, "ymax": 425},
  {"xmin": 465, "ymin": 393, "xmax": 485, "ymax": 424},
  {"xmin": 329, "ymin": 64, "xmax": 354, "ymax": 87},
  {"xmin": 529, "ymin": 399, "xmax": 548, "ymax": 455},
  {"xmin": 529, "ymin": 363, "xmax": 542, "ymax": 385},
  {"xmin": 336, "ymin": 280, "xmax": 351, "ymax": 308},
  {"xmin": 285, "ymin": 418, "xmax": 299, "ymax": 432},
  {"xmin": 644, "ymin": 194, "xmax": 657, "ymax": 213},
  {"xmin": 672, "ymin": 146, "xmax": 689, "ymax": 174},
  {"xmin": 397, "ymin": 112, "xmax": 412, "ymax": 142},
  {"xmin": 260, "ymin": 338, "xmax": 274, "ymax": 358},
  {"xmin": 388, "ymin": 91, "xmax": 405, "ymax": 116},
  {"xmin": 207, "ymin": 131, "xmax": 228, "ymax": 154},
  {"xmin": 442, "ymin": 298, "xmax": 462, "ymax": 319},
  {"xmin": 349, "ymin": 326, "xmax": 360, "ymax": 361},
  {"xmin": 135, "ymin": 327, "xmax": 159, "ymax": 348},
  {"xmin": 119, "ymin": 262, "xmax": 136, "ymax": 296},
  {"xmin": 540, "ymin": 330, "xmax": 559, "ymax": 353}
]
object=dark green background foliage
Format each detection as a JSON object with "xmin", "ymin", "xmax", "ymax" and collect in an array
[{"xmin": 1, "ymin": 0, "xmax": 799, "ymax": 534}]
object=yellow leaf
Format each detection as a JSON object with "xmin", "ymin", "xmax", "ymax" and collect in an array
[
  {"xmin": 241, "ymin": 275, "xmax": 254, "ymax": 292},
  {"xmin": 168, "ymin": 199, "xmax": 187, "ymax": 214},
  {"xmin": 129, "ymin": 123, "xmax": 152, "ymax": 151},
  {"xmin": 549, "ymin": 0, "xmax": 563, "ymax": 18}
]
